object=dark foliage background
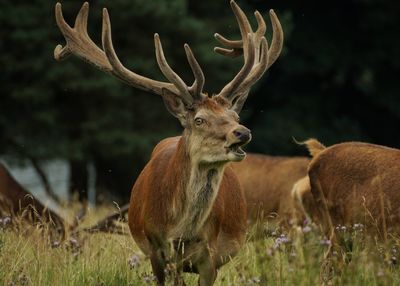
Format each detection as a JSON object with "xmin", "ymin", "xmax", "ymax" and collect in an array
[{"xmin": 1, "ymin": 0, "xmax": 400, "ymax": 202}]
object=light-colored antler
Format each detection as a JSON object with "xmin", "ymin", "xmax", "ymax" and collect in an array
[
  {"xmin": 215, "ymin": 0, "xmax": 284, "ymax": 110},
  {"xmin": 55, "ymin": 2, "xmax": 205, "ymax": 105}
]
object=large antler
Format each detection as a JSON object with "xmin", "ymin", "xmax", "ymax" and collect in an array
[
  {"xmin": 215, "ymin": 1, "xmax": 284, "ymax": 112},
  {"xmin": 54, "ymin": 2, "xmax": 205, "ymax": 105}
]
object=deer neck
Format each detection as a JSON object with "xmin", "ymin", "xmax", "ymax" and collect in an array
[{"xmin": 171, "ymin": 135, "xmax": 225, "ymax": 239}]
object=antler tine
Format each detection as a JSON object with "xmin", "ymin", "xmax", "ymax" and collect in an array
[
  {"xmin": 214, "ymin": 34, "xmax": 242, "ymax": 49},
  {"xmin": 266, "ymin": 9, "xmax": 284, "ymax": 68},
  {"xmin": 218, "ymin": 34, "xmax": 256, "ymax": 100},
  {"xmin": 184, "ymin": 44, "xmax": 205, "ymax": 99},
  {"xmin": 154, "ymin": 34, "xmax": 193, "ymax": 105},
  {"xmin": 74, "ymin": 2, "xmax": 89, "ymax": 36},
  {"xmin": 54, "ymin": 3, "xmax": 74, "ymax": 61},
  {"xmin": 213, "ymin": 44, "xmax": 243, "ymax": 58},
  {"xmin": 254, "ymin": 11, "xmax": 267, "ymax": 40},
  {"xmin": 230, "ymin": 0, "xmax": 252, "ymax": 61}
]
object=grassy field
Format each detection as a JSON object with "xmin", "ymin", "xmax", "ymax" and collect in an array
[{"xmin": 1, "ymin": 209, "xmax": 399, "ymax": 286}]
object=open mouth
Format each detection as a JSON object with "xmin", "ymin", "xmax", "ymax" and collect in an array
[{"xmin": 227, "ymin": 142, "xmax": 246, "ymax": 157}]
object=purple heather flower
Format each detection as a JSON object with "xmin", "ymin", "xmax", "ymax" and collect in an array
[
  {"xmin": 128, "ymin": 254, "xmax": 141, "ymax": 269},
  {"xmin": 320, "ymin": 238, "xmax": 331, "ymax": 246},
  {"xmin": 51, "ymin": 241, "xmax": 61, "ymax": 248}
]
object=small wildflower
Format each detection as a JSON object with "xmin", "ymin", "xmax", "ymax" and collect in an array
[
  {"xmin": 377, "ymin": 269, "xmax": 384, "ymax": 277},
  {"xmin": 302, "ymin": 225, "xmax": 312, "ymax": 233},
  {"xmin": 128, "ymin": 254, "xmax": 141, "ymax": 269},
  {"xmin": 69, "ymin": 238, "xmax": 78, "ymax": 246},
  {"xmin": 273, "ymin": 234, "xmax": 290, "ymax": 249},
  {"xmin": 266, "ymin": 248, "xmax": 274, "ymax": 256},
  {"xmin": 246, "ymin": 276, "xmax": 261, "ymax": 285},
  {"xmin": 66, "ymin": 237, "xmax": 81, "ymax": 256},
  {"xmin": 51, "ymin": 241, "xmax": 61, "ymax": 248},
  {"xmin": 0, "ymin": 216, "xmax": 12, "ymax": 227},
  {"xmin": 142, "ymin": 273, "xmax": 156, "ymax": 284},
  {"xmin": 320, "ymin": 238, "xmax": 331, "ymax": 246},
  {"xmin": 18, "ymin": 274, "xmax": 30, "ymax": 286}
]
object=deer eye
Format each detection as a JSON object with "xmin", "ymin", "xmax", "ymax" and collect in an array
[{"xmin": 194, "ymin": 117, "xmax": 205, "ymax": 126}]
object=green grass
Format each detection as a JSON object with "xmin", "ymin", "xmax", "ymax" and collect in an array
[{"xmin": 1, "ymin": 211, "xmax": 399, "ymax": 285}]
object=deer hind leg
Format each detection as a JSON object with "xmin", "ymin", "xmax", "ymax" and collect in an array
[{"xmin": 289, "ymin": 175, "xmax": 312, "ymax": 225}]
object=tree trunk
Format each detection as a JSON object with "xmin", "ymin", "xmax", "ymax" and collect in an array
[{"xmin": 69, "ymin": 160, "xmax": 88, "ymax": 202}]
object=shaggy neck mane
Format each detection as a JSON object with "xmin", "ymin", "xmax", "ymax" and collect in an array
[{"xmin": 170, "ymin": 135, "xmax": 225, "ymax": 239}]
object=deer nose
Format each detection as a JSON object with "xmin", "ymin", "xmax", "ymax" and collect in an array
[{"xmin": 233, "ymin": 127, "xmax": 251, "ymax": 143}]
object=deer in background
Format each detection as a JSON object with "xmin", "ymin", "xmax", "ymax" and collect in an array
[
  {"xmin": 231, "ymin": 154, "xmax": 310, "ymax": 225},
  {"xmin": 54, "ymin": 1, "xmax": 283, "ymax": 284},
  {"xmin": 295, "ymin": 139, "xmax": 400, "ymax": 241},
  {"xmin": 0, "ymin": 163, "xmax": 66, "ymax": 232}
]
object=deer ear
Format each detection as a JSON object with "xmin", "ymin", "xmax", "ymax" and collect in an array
[{"xmin": 161, "ymin": 88, "xmax": 188, "ymax": 127}]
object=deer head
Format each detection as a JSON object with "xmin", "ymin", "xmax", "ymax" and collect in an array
[{"xmin": 54, "ymin": 1, "xmax": 283, "ymax": 164}]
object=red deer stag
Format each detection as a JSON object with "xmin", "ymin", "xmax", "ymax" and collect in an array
[
  {"xmin": 0, "ymin": 163, "xmax": 65, "ymax": 231},
  {"xmin": 54, "ymin": 1, "xmax": 283, "ymax": 284},
  {"xmin": 296, "ymin": 139, "xmax": 400, "ymax": 240}
]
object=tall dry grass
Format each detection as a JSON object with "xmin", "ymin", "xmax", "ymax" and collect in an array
[{"xmin": 0, "ymin": 208, "xmax": 399, "ymax": 285}]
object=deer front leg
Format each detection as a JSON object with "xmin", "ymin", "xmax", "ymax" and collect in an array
[
  {"xmin": 150, "ymin": 249, "xmax": 167, "ymax": 286},
  {"xmin": 197, "ymin": 251, "xmax": 217, "ymax": 286}
]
